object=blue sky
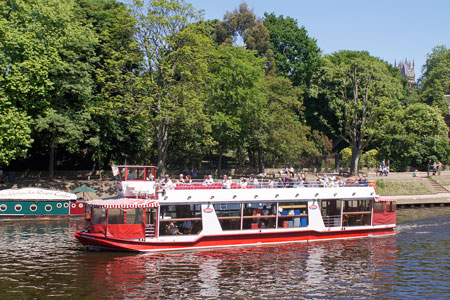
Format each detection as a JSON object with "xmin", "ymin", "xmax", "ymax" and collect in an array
[{"xmin": 187, "ymin": 0, "xmax": 450, "ymax": 80}]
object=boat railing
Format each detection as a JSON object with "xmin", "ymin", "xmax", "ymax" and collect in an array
[
  {"xmin": 157, "ymin": 179, "xmax": 372, "ymax": 191},
  {"xmin": 322, "ymin": 215, "xmax": 341, "ymax": 227}
]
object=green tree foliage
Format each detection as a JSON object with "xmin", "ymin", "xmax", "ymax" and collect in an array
[
  {"xmin": 316, "ymin": 51, "xmax": 404, "ymax": 175},
  {"xmin": 378, "ymin": 103, "xmax": 450, "ymax": 170},
  {"xmin": 207, "ymin": 46, "xmax": 266, "ymax": 170},
  {"xmin": 130, "ymin": 0, "xmax": 213, "ymax": 175},
  {"xmin": 0, "ymin": 100, "xmax": 32, "ymax": 165},
  {"xmin": 419, "ymin": 45, "xmax": 450, "ymax": 114},
  {"xmin": 77, "ymin": 0, "xmax": 145, "ymax": 168},
  {"xmin": 261, "ymin": 75, "xmax": 322, "ymax": 167},
  {"xmin": 1, "ymin": 0, "xmax": 97, "ymax": 175},
  {"xmin": 216, "ymin": 2, "xmax": 275, "ymax": 73},
  {"xmin": 263, "ymin": 12, "xmax": 322, "ymax": 90}
]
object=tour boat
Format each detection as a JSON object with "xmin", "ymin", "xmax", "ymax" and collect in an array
[
  {"xmin": 75, "ymin": 165, "xmax": 396, "ymax": 252},
  {"xmin": 0, "ymin": 187, "xmax": 85, "ymax": 220}
]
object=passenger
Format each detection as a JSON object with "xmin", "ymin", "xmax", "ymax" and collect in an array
[
  {"xmin": 277, "ymin": 177, "xmax": 284, "ymax": 188},
  {"xmin": 222, "ymin": 175, "xmax": 231, "ymax": 189},
  {"xmin": 167, "ymin": 222, "xmax": 182, "ymax": 235},
  {"xmin": 250, "ymin": 174, "xmax": 259, "ymax": 187},
  {"xmin": 262, "ymin": 205, "xmax": 269, "ymax": 216},
  {"xmin": 240, "ymin": 177, "xmax": 248, "ymax": 189},
  {"xmin": 203, "ymin": 175, "xmax": 214, "ymax": 186},
  {"xmin": 160, "ymin": 174, "xmax": 170, "ymax": 187},
  {"xmin": 185, "ymin": 175, "xmax": 192, "ymax": 184},
  {"xmin": 267, "ymin": 178, "xmax": 274, "ymax": 188},
  {"xmin": 289, "ymin": 166, "xmax": 295, "ymax": 177},
  {"xmin": 177, "ymin": 174, "xmax": 185, "ymax": 184},
  {"xmin": 284, "ymin": 175, "xmax": 291, "ymax": 188},
  {"xmin": 165, "ymin": 177, "xmax": 175, "ymax": 189}
]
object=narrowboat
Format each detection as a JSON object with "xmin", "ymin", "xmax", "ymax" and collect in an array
[
  {"xmin": 75, "ymin": 165, "xmax": 396, "ymax": 252},
  {"xmin": 0, "ymin": 187, "xmax": 85, "ymax": 220}
]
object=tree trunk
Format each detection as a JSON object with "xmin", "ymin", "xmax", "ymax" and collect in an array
[
  {"xmin": 258, "ymin": 144, "xmax": 265, "ymax": 174},
  {"xmin": 350, "ymin": 145, "xmax": 361, "ymax": 176},
  {"xmin": 48, "ymin": 130, "xmax": 56, "ymax": 179},
  {"xmin": 156, "ymin": 118, "xmax": 169, "ymax": 177},
  {"xmin": 218, "ymin": 153, "xmax": 222, "ymax": 176}
]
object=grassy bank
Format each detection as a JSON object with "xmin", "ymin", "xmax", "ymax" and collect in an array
[{"xmin": 375, "ymin": 179, "xmax": 432, "ymax": 196}]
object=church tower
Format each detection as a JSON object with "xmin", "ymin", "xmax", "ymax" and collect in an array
[{"xmin": 396, "ymin": 59, "xmax": 415, "ymax": 88}]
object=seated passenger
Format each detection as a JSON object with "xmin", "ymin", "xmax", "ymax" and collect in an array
[
  {"xmin": 185, "ymin": 175, "xmax": 192, "ymax": 184},
  {"xmin": 277, "ymin": 177, "xmax": 284, "ymax": 188},
  {"xmin": 167, "ymin": 222, "xmax": 182, "ymax": 235},
  {"xmin": 222, "ymin": 174, "xmax": 231, "ymax": 189},
  {"xmin": 239, "ymin": 177, "xmax": 248, "ymax": 189},
  {"xmin": 203, "ymin": 175, "xmax": 214, "ymax": 186}
]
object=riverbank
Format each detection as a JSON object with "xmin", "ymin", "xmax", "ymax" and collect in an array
[{"xmin": 1, "ymin": 171, "xmax": 450, "ymax": 204}]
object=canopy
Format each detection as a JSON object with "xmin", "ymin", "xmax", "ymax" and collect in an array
[
  {"xmin": 375, "ymin": 196, "xmax": 396, "ymax": 202},
  {"xmin": 72, "ymin": 185, "xmax": 97, "ymax": 193},
  {"xmin": 87, "ymin": 198, "xmax": 159, "ymax": 209}
]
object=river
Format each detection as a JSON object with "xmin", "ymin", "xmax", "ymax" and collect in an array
[{"xmin": 0, "ymin": 207, "xmax": 449, "ymax": 299}]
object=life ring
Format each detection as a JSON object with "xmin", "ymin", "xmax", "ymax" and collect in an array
[{"xmin": 71, "ymin": 203, "xmax": 76, "ymax": 208}]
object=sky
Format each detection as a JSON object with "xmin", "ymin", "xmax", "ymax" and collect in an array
[{"xmin": 187, "ymin": 0, "xmax": 450, "ymax": 80}]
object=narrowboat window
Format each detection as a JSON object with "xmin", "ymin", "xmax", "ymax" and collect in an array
[
  {"xmin": 159, "ymin": 204, "xmax": 202, "ymax": 235},
  {"xmin": 242, "ymin": 202, "xmax": 276, "ymax": 229},
  {"xmin": 278, "ymin": 201, "xmax": 308, "ymax": 228},
  {"xmin": 108, "ymin": 208, "xmax": 125, "ymax": 224},
  {"xmin": 91, "ymin": 207, "xmax": 106, "ymax": 224},
  {"xmin": 126, "ymin": 208, "xmax": 144, "ymax": 224},
  {"xmin": 214, "ymin": 203, "xmax": 241, "ymax": 231}
]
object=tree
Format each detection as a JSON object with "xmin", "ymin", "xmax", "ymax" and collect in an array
[
  {"xmin": 128, "ymin": 0, "xmax": 204, "ymax": 173},
  {"xmin": 0, "ymin": 0, "xmax": 98, "ymax": 176},
  {"xmin": 378, "ymin": 103, "xmax": 450, "ymax": 170},
  {"xmin": 0, "ymin": 101, "xmax": 32, "ymax": 166},
  {"xmin": 261, "ymin": 75, "xmax": 321, "ymax": 168},
  {"xmin": 419, "ymin": 45, "xmax": 450, "ymax": 115},
  {"xmin": 206, "ymin": 46, "xmax": 266, "ymax": 172},
  {"xmin": 316, "ymin": 51, "xmax": 404, "ymax": 175},
  {"xmin": 263, "ymin": 12, "xmax": 321, "ymax": 90}
]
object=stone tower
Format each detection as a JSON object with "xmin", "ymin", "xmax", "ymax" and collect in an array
[{"xmin": 394, "ymin": 59, "xmax": 415, "ymax": 88}]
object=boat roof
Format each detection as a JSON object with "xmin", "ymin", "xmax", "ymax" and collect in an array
[
  {"xmin": 87, "ymin": 198, "xmax": 159, "ymax": 209},
  {"xmin": 0, "ymin": 188, "xmax": 77, "ymax": 200}
]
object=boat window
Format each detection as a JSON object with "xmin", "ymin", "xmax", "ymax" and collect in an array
[
  {"xmin": 242, "ymin": 202, "xmax": 276, "ymax": 229},
  {"xmin": 278, "ymin": 201, "xmax": 308, "ymax": 228},
  {"xmin": 214, "ymin": 203, "xmax": 241, "ymax": 231},
  {"xmin": 108, "ymin": 208, "xmax": 125, "ymax": 224},
  {"xmin": 343, "ymin": 200, "xmax": 372, "ymax": 212},
  {"xmin": 374, "ymin": 202, "xmax": 385, "ymax": 213},
  {"xmin": 91, "ymin": 207, "xmax": 106, "ymax": 224},
  {"xmin": 119, "ymin": 167, "xmax": 126, "ymax": 181},
  {"xmin": 342, "ymin": 200, "xmax": 372, "ymax": 226},
  {"xmin": 126, "ymin": 208, "xmax": 144, "ymax": 224},
  {"xmin": 321, "ymin": 200, "xmax": 342, "ymax": 227},
  {"xmin": 159, "ymin": 204, "xmax": 202, "ymax": 235},
  {"xmin": 387, "ymin": 202, "xmax": 396, "ymax": 212}
]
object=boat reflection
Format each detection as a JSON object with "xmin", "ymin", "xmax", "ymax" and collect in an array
[{"xmin": 86, "ymin": 236, "xmax": 398, "ymax": 299}]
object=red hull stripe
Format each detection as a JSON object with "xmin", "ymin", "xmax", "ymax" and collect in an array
[{"xmin": 75, "ymin": 228, "xmax": 395, "ymax": 252}]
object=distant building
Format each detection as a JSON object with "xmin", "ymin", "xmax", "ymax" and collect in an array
[{"xmin": 395, "ymin": 59, "xmax": 415, "ymax": 88}]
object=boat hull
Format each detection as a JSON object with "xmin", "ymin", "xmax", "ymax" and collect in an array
[
  {"xmin": 75, "ymin": 227, "xmax": 396, "ymax": 252},
  {"xmin": 0, "ymin": 200, "xmax": 85, "ymax": 220}
]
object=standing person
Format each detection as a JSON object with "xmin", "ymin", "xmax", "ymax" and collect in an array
[
  {"xmin": 433, "ymin": 161, "xmax": 437, "ymax": 176},
  {"xmin": 438, "ymin": 162, "xmax": 442, "ymax": 176}
]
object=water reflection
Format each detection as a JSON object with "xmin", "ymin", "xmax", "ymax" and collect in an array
[{"xmin": 0, "ymin": 211, "xmax": 448, "ymax": 299}]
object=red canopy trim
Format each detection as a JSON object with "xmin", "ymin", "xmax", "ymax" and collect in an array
[
  {"xmin": 87, "ymin": 198, "xmax": 159, "ymax": 209},
  {"xmin": 375, "ymin": 197, "xmax": 396, "ymax": 202}
]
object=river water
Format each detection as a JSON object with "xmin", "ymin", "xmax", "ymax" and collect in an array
[{"xmin": 0, "ymin": 208, "xmax": 449, "ymax": 300}]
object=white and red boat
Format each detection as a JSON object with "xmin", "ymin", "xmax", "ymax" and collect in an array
[{"xmin": 75, "ymin": 165, "xmax": 396, "ymax": 252}]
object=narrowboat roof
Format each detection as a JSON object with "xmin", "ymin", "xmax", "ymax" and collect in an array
[{"xmin": 0, "ymin": 188, "xmax": 77, "ymax": 200}]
